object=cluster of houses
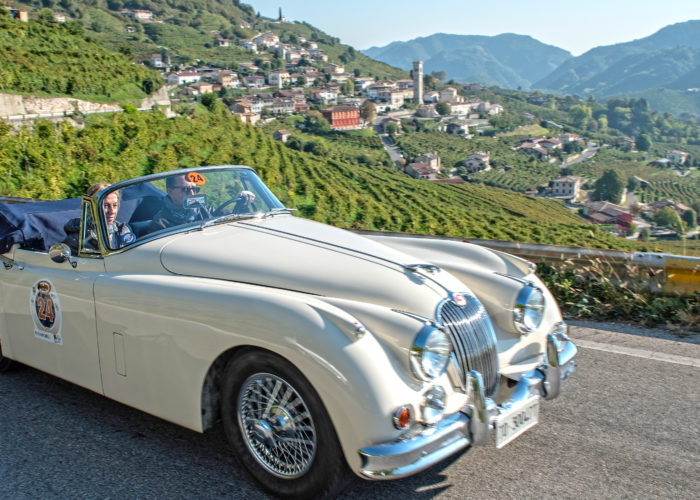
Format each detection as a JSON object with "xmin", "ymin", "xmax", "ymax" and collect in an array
[
  {"xmin": 582, "ymin": 198, "xmax": 692, "ymax": 236},
  {"xmin": 238, "ymin": 31, "xmax": 329, "ymax": 65},
  {"xmin": 516, "ymin": 133, "xmax": 583, "ymax": 160},
  {"xmin": 118, "ymin": 8, "xmax": 161, "ymax": 23},
  {"xmin": 614, "ymin": 137, "xmax": 691, "ymax": 168},
  {"xmin": 648, "ymin": 150, "xmax": 691, "ymax": 168}
]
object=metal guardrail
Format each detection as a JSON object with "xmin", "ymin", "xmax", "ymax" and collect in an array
[
  {"xmin": 352, "ymin": 229, "xmax": 699, "ymax": 295},
  {"xmin": 463, "ymin": 238, "xmax": 699, "ymax": 295}
]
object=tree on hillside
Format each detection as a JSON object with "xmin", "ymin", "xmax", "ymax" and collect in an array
[
  {"xmin": 635, "ymin": 133, "xmax": 652, "ymax": 151},
  {"xmin": 423, "ymin": 74, "xmax": 437, "ymax": 91},
  {"xmin": 385, "ymin": 122, "xmax": 399, "ymax": 137},
  {"xmin": 569, "ymin": 104, "xmax": 592, "ymax": 129},
  {"xmin": 682, "ymin": 209, "xmax": 697, "ymax": 228},
  {"xmin": 200, "ymin": 93, "xmax": 217, "ymax": 110},
  {"xmin": 431, "ymin": 70, "xmax": 446, "ymax": 81},
  {"xmin": 639, "ymin": 227, "xmax": 651, "ymax": 241},
  {"xmin": 563, "ymin": 141, "xmax": 583, "ymax": 154},
  {"xmin": 341, "ymin": 79, "xmax": 354, "ymax": 96},
  {"xmin": 653, "ymin": 207, "xmax": 683, "ymax": 231},
  {"xmin": 435, "ymin": 102, "xmax": 450, "ymax": 116},
  {"xmin": 359, "ymin": 101, "xmax": 376, "ymax": 125},
  {"xmin": 593, "ymin": 169, "xmax": 625, "ymax": 204},
  {"xmin": 627, "ymin": 176, "xmax": 640, "ymax": 192},
  {"xmin": 303, "ymin": 111, "xmax": 331, "ymax": 135}
]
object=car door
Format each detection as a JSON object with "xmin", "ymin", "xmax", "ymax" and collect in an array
[{"xmin": 0, "ymin": 200, "xmax": 105, "ymax": 393}]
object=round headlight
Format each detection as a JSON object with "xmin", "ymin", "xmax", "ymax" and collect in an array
[
  {"xmin": 514, "ymin": 285, "xmax": 545, "ymax": 334},
  {"xmin": 410, "ymin": 326, "xmax": 452, "ymax": 381}
]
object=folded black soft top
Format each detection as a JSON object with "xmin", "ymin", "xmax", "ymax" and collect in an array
[
  {"xmin": 0, "ymin": 183, "xmax": 168, "ymax": 254},
  {"xmin": 0, "ymin": 198, "xmax": 81, "ymax": 254}
]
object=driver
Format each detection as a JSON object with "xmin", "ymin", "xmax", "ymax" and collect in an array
[{"xmin": 148, "ymin": 174, "xmax": 255, "ymax": 232}]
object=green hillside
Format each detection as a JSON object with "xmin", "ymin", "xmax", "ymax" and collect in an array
[
  {"xmin": 0, "ymin": 105, "xmax": 646, "ymax": 251},
  {"xmin": 12, "ymin": 0, "xmax": 405, "ymax": 80},
  {"xmin": 0, "ymin": 12, "xmax": 161, "ymax": 103}
]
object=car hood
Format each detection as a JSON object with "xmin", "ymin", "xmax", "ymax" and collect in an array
[{"xmin": 159, "ymin": 216, "xmax": 466, "ymax": 317}]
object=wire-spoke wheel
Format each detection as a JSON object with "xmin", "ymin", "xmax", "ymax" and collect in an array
[
  {"xmin": 222, "ymin": 350, "xmax": 350, "ymax": 498},
  {"xmin": 237, "ymin": 373, "xmax": 317, "ymax": 478}
]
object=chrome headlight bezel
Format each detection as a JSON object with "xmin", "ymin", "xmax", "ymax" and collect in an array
[
  {"xmin": 513, "ymin": 284, "xmax": 545, "ymax": 334},
  {"xmin": 410, "ymin": 325, "xmax": 452, "ymax": 381}
]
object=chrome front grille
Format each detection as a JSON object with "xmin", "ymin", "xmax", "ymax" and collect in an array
[{"xmin": 437, "ymin": 295, "xmax": 500, "ymax": 397}]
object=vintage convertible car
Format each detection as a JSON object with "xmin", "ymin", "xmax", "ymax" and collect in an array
[{"xmin": 0, "ymin": 166, "xmax": 577, "ymax": 497}]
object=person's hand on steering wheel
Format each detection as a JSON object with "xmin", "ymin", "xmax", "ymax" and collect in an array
[{"xmin": 237, "ymin": 190, "xmax": 255, "ymax": 205}]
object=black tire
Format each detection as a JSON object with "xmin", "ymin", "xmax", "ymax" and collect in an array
[
  {"xmin": 221, "ymin": 350, "xmax": 351, "ymax": 498},
  {"xmin": 0, "ymin": 339, "xmax": 14, "ymax": 373}
]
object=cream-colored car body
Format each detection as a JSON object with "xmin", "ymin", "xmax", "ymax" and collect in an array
[{"xmin": 0, "ymin": 166, "xmax": 573, "ymax": 479}]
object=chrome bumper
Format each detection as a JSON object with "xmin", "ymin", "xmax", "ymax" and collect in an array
[{"xmin": 359, "ymin": 332, "xmax": 577, "ymax": 479}]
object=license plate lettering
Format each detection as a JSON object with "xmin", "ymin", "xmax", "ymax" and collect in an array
[{"xmin": 495, "ymin": 397, "xmax": 539, "ymax": 448}]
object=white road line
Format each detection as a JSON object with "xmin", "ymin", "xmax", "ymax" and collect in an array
[{"xmin": 573, "ymin": 338, "xmax": 700, "ymax": 367}]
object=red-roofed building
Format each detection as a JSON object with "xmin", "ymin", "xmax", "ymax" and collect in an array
[{"xmin": 321, "ymin": 106, "xmax": 360, "ymax": 130}]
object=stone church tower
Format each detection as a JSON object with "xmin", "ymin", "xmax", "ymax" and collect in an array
[{"xmin": 412, "ymin": 61, "xmax": 423, "ymax": 104}]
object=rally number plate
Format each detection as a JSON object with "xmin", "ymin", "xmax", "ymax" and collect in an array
[{"xmin": 495, "ymin": 396, "xmax": 540, "ymax": 448}]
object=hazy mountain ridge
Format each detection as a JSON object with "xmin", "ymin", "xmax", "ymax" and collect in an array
[
  {"xmin": 363, "ymin": 33, "xmax": 572, "ymax": 89},
  {"xmin": 364, "ymin": 21, "xmax": 700, "ymax": 113},
  {"xmin": 534, "ymin": 20, "xmax": 700, "ymax": 97}
]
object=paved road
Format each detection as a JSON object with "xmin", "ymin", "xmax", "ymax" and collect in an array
[
  {"xmin": 563, "ymin": 145, "xmax": 598, "ymax": 166},
  {"xmin": 1, "ymin": 322, "xmax": 698, "ymax": 499}
]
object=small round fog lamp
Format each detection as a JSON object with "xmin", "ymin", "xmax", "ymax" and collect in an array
[{"xmin": 392, "ymin": 406, "xmax": 412, "ymax": 430}]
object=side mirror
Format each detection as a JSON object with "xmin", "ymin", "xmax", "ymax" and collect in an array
[{"xmin": 49, "ymin": 243, "xmax": 76, "ymax": 268}]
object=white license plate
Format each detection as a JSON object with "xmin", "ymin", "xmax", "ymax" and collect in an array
[{"xmin": 495, "ymin": 397, "xmax": 540, "ymax": 448}]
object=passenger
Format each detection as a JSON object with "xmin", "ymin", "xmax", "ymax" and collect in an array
[
  {"xmin": 63, "ymin": 183, "xmax": 134, "ymax": 254},
  {"xmin": 148, "ymin": 174, "xmax": 255, "ymax": 232}
]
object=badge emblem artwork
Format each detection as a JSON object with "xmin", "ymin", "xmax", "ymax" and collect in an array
[{"xmin": 29, "ymin": 279, "xmax": 63, "ymax": 344}]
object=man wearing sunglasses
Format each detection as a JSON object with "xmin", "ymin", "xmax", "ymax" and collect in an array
[
  {"xmin": 147, "ymin": 174, "xmax": 206, "ymax": 232},
  {"xmin": 148, "ymin": 174, "xmax": 255, "ymax": 232}
]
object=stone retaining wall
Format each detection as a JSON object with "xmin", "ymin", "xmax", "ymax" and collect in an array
[{"xmin": 0, "ymin": 85, "xmax": 172, "ymax": 119}]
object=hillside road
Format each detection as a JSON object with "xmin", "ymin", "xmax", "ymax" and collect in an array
[{"xmin": 0, "ymin": 321, "xmax": 698, "ymax": 499}]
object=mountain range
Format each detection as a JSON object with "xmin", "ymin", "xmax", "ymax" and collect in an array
[
  {"xmin": 363, "ymin": 33, "xmax": 571, "ymax": 90},
  {"xmin": 363, "ymin": 21, "xmax": 700, "ymax": 113}
]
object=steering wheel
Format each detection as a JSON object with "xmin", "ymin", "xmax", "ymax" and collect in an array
[{"xmin": 214, "ymin": 196, "xmax": 256, "ymax": 216}]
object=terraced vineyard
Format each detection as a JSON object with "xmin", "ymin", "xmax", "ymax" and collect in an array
[
  {"xmin": 571, "ymin": 148, "xmax": 700, "ymax": 207},
  {"xmin": 0, "ymin": 106, "xmax": 656, "ymax": 252},
  {"xmin": 394, "ymin": 131, "xmax": 560, "ymax": 191}
]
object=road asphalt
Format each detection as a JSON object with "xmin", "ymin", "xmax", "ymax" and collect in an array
[{"xmin": 0, "ymin": 321, "xmax": 697, "ymax": 499}]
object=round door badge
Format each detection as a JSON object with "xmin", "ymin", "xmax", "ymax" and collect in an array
[{"xmin": 29, "ymin": 279, "xmax": 63, "ymax": 345}]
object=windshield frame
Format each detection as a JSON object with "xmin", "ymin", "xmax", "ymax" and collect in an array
[{"xmin": 93, "ymin": 165, "xmax": 285, "ymax": 256}]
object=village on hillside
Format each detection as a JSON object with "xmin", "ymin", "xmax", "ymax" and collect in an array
[{"xmin": 4, "ymin": 6, "xmax": 697, "ymax": 243}]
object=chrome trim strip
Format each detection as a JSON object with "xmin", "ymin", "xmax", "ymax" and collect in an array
[
  {"xmin": 237, "ymin": 221, "xmax": 457, "ymax": 295},
  {"xmin": 0, "ymin": 254, "xmax": 23, "ymax": 270},
  {"xmin": 358, "ymin": 411, "xmax": 471, "ymax": 479}
]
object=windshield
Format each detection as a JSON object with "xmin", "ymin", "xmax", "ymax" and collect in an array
[{"xmin": 97, "ymin": 167, "xmax": 285, "ymax": 251}]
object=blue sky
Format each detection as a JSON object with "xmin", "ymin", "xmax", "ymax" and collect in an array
[{"xmin": 246, "ymin": 0, "xmax": 700, "ymax": 56}]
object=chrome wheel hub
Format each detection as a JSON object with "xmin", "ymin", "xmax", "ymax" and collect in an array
[{"xmin": 237, "ymin": 373, "xmax": 317, "ymax": 478}]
